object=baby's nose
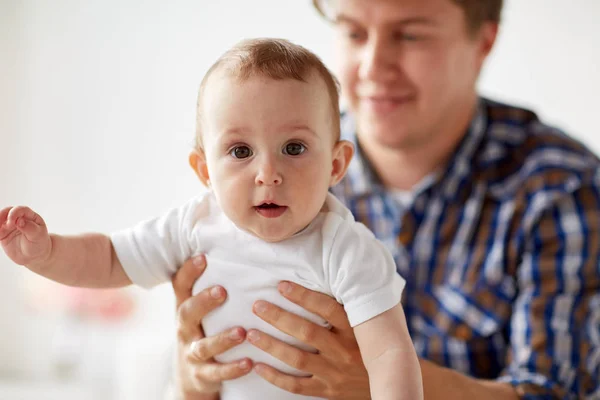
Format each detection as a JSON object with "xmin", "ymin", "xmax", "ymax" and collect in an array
[{"xmin": 255, "ymin": 161, "xmax": 282, "ymax": 186}]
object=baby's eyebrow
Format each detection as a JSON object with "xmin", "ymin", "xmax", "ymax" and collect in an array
[
  {"xmin": 223, "ymin": 127, "xmax": 251, "ymax": 136},
  {"xmin": 281, "ymin": 124, "xmax": 317, "ymax": 136}
]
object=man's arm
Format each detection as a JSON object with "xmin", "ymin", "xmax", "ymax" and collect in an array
[
  {"xmin": 494, "ymin": 181, "xmax": 600, "ymax": 398},
  {"xmin": 419, "ymin": 359, "xmax": 517, "ymax": 399}
]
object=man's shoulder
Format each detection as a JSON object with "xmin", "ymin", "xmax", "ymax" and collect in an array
[
  {"xmin": 478, "ymin": 98, "xmax": 600, "ymax": 201},
  {"xmin": 319, "ymin": 193, "xmax": 375, "ymax": 242}
]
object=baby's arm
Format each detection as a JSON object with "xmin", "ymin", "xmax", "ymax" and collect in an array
[
  {"xmin": 0, "ymin": 206, "xmax": 131, "ymax": 288},
  {"xmin": 354, "ymin": 303, "xmax": 423, "ymax": 400}
]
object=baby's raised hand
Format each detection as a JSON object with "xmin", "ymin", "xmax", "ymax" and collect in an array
[{"xmin": 0, "ymin": 206, "xmax": 52, "ymax": 266}]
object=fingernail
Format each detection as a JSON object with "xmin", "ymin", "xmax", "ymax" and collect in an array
[
  {"xmin": 253, "ymin": 301, "xmax": 267, "ymax": 315},
  {"xmin": 189, "ymin": 341, "xmax": 199, "ymax": 354},
  {"xmin": 229, "ymin": 329, "xmax": 242, "ymax": 341},
  {"xmin": 247, "ymin": 330, "xmax": 260, "ymax": 343},
  {"xmin": 193, "ymin": 255, "xmax": 205, "ymax": 267},
  {"xmin": 254, "ymin": 364, "xmax": 264, "ymax": 374},
  {"xmin": 279, "ymin": 282, "xmax": 292, "ymax": 294},
  {"xmin": 238, "ymin": 359, "xmax": 251, "ymax": 370},
  {"xmin": 210, "ymin": 286, "xmax": 224, "ymax": 299},
  {"xmin": 17, "ymin": 219, "xmax": 24, "ymax": 228}
]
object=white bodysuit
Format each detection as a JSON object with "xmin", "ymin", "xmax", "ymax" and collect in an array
[{"xmin": 111, "ymin": 192, "xmax": 405, "ymax": 400}]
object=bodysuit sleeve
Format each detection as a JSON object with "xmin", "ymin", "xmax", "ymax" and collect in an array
[
  {"xmin": 110, "ymin": 196, "xmax": 205, "ymax": 288},
  {"xmin": 326, "ymin": 220, "xmax": 406, "ymax": 327}
]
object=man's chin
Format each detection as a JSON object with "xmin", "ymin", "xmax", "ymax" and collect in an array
[{"xmin": 357, "ymin": 118, "xmax": 415, "ymax": 149}]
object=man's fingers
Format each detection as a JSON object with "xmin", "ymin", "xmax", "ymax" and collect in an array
[
  {"xmin": 246, "ymin": 329, "xmax": 329, "ymax": 376},
  {"xmin": 254, "ymin": 363, "xmax": 325, "ymax": 397},
  {"xmin": 188, "ymin": 327, "xmax": 246, "ymax": 362},
  {"xmin": 172, "ymin": 255, "xmax": 207, "ymax": 309},
  {"xmin": 278, "ymin": 281, "xmax": 351, "ymax": 330},
  {"xmin": 177, "ymin": 285, "xmax": 227, "ymax": 341},
  {"xmin": 196, "ymin": 359, "xmax": 253, "ymax": 383},
  {"xmin": 252, "ymin": 300, "xmax": 344, "ymax": 356}
]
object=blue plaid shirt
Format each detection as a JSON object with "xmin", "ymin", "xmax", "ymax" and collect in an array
[{"xmin": 331, "ymin": 98, "xmax": 600, "ymax": 399}]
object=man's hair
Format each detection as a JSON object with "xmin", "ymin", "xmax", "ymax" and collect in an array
[
  {"xmin": 312, "ymin": 0, "xmax": 503, "ymax": 34},
  {"xmin": 196, "ymin": 38, "xmax": 341, "ymax": 148}
]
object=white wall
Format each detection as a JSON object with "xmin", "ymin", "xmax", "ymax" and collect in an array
[
  {"xmin": 0, "ymin": 0, "xmax": 599, "ymax": 396},
  {"xmin": 481, "ymin": 0, "xmax": 600, "ymax": 148}
]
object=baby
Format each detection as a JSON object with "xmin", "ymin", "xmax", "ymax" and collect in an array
[{"xmin": 0, "ymin": 38, "xmax": 422, "ymax": 400}]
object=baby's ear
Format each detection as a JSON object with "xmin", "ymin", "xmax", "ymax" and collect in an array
[
  {"xmin": 330, "ymin": 140, "xmax": 354, "ymax": 187},
  {"xmin": 189, "ymin": 149, "xmax": 210, "ymax": 187}
]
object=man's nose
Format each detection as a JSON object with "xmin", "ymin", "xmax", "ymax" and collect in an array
[
  {"xmin": 255, "ymin": 157, "xmax": 283, "ymax": 186},
  {"xmin": 358, "ymin": 35, "xmax": 399, "ymax": 82}
]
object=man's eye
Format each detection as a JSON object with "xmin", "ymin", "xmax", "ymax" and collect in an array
[
  {"xmin": 230, "ymin": 146, "xmax": 252, "ymax": 159},
  {"xmin": 395, "ymin": 32, "xmax": 420, "ymax": 42},
  {"xmin": 348, "ymin": 30, "xmax": 367, "ymax": 42},
  {"xmin": 283, "ymin": 142, "xmax": 306, "ymax": 156}
]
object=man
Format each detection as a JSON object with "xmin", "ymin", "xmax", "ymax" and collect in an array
[{"xmin": 170, "ymin": 0, "xmax": 600, "ymax": 398}]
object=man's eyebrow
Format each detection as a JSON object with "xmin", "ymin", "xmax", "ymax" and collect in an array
[{"xmin": 335, "ymin": 13, "xmax": 438, "ymax": 28}]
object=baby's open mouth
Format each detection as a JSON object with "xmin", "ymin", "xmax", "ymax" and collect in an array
[
  {"xmin": 255, "ymin": 203, "xmax": 288, "ymax": 218},
  {"xmin": 257, "ymin": 203, "xmax": 280, "ymax": 209}
]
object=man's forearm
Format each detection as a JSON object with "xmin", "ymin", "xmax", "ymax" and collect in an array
[{"xmin": 420, "ymin": 358, "xmax": 518, "ymax": 400}]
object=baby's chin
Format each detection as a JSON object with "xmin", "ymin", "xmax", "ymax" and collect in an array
[
  {"xmin": 248, "ymin": 228, "xmax": 297, "ymax": 243},
  {"xmin": 243, "ymin": 222, "xmax": 313, "ymax": 243}
]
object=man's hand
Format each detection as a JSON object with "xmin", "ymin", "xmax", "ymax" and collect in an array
[
  {"xmin": 247, "ymin": 282, "xmax": 518, "ymax": 400},
  {"xmin": 0, "ymin": 206, "xmax": 52, "ymax": 266},
  {"xmin": 247, "ymin": 281, "xmax": 370, "ymax": 399},
  {"xmin": 172, "ymin": 256, "xmax": 252, "ymax": 400}
]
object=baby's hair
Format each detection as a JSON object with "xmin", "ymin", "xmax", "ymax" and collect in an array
[{"xmin": 195, "ymin": 38, "xmax": 341, "ymax": 149}]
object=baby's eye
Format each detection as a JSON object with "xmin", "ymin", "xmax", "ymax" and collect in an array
[
  {"xmin": 283, "ymin": 142, "xmax": 306, "ymax": 156},
  {"xmin": 230, "ymin": 145, "xmax": 252, "ymax": 159}
]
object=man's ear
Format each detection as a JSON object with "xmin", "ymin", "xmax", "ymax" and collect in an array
[
  {"xmin": 189, "ymin": 149, "xmax": 210, "ymax": 187},
  {"xmin": 475, "ymin": 22, "xmax": 499, "ymax": 69},
  {"xmin": 330, "ymin": 140, "xmax": 354, "ymax": 187}
]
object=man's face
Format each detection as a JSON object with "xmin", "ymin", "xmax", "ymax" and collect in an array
[
  {"xmin": 198, "ymin": 73, "xmax": 340, "ymax": 242},
  {"xmin": 331, "ymin": 0, "xmax": 495, "ymax": 149}
]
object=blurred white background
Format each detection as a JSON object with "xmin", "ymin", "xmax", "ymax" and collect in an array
[{"xmin": 0, "ymin": 0, "xmax": 599, "ymax": 398}]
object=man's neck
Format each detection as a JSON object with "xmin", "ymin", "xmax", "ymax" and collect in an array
[{"xmin": 357, "ymin": 98, "xmax": 478, "ymax": 191}]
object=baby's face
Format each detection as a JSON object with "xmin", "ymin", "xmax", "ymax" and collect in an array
[{"xmin": 197, "ymin": 73, "xmax": 345, "ymax": 242}]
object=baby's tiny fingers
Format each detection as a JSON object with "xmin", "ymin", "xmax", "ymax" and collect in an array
[
  {"xmin": 0, "ymin": 208, "xmax": 17, "ymax": 241},
  {"xmin": 0, "ymin": 207, "xmax": 12, "ymax": 226},
  {"xmin": 17, "ymin": 217, "xmax": 48, "ymax": 241},
  {"xmin": 8, "ymin": 206, "xmax": 44, "ymax": 225}
]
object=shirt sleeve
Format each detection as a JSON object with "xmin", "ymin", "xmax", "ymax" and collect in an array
[
  {"xmin": 326, "ymin": 219, "xmax": 406, "ymax": 328},
  {"xmin": 497, "ymin": 176, "xmax": 600, "ymax": 399},
  {"xmin": 110, "ymin": 197, "xmax": 200, "ymax": 289}
]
